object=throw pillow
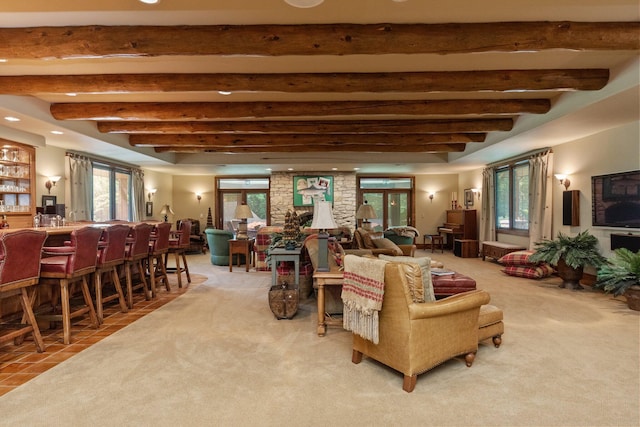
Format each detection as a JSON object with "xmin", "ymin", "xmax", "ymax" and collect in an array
[
  {"xmin": 373, "ymin": 237, "xmax": 403, "ymax": 255},
  {"xmin": 502, "ymin": 264, "xmax": 555, "ymax": 279},
  {"xmin": 498, "ymin": 250, "xmax": 538, "ymax": 266},
  {"xmin": 379, "ymin": 254, "xmax": 435, "ymax": 302}
]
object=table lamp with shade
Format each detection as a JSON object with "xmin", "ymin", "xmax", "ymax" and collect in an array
[
  {"xmin": 159, "ymin": 204, "xmax": 174, "ymax": 223},
  {"xmin": 356, "ymin": 201, "xmax": 376, "ymax": 231},
  {"xmin": 234, "ymin": 203, "xmax": 253, "ymax": 240},
  {"xmin": 310, "ymin": 200, "xmax": 338, "ymax": 272}
]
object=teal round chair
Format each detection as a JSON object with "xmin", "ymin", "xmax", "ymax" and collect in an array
[{"xmin": 205, "ymin": 229, "xmax": 234, "ymax": 266}]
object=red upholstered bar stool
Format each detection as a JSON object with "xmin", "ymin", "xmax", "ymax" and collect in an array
[
  {"xmin": 166, "ymin": 220, "xmax": 192, "ymax": 288},
  {"xmin": 0, "ymin": 230, "xmax": 48, "ymax": 352},
  {"xmin": 147, "ymin": 222, "xmax": 171, "ymax": 298},
  {"xmin": 123, "ymin": 222, "xmax": 153, "ymax": 309},
  {"xmin": 38, "ymin": 226, "xmax": 103, "ymax": 345},
  {"xmin": 94, "ymin": 224, "xmax": 131, "ymax": 324}
]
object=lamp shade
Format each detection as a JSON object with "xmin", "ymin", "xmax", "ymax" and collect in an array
[
  {"xmin": 356, "ymin": 203, "xmax": 376, "ymax": 220},
  {"xmin": 159, "ymin": 204, "xmax": 174, "ymax": 216},
  {"xmin": 310, "ymin": 201, "xmax": 337, "ymax": 230},
  {"xmin": 234, "ymin": 204, "xmax": 253, "ymax": 219}
]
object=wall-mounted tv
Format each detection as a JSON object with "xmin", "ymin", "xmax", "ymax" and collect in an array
[{"xmin": 592, "ymin": 170, "xmax": 640, "ymax": 228}]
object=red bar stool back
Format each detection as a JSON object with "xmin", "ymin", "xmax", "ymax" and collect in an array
[
  {"xmin": 148, "ymin": 222, "xmax": 171, "ymax": 298},
  {"xmin": 94, "ymin": 224, "xmax": 131, "ymax": 323},
  {"xmin": 0, "ymin": 230, "xmax": 48, "ymax": 352},
  {"xmin": 123, "ymin": 222, "xmax": 153, "ymax": 309},
  {"xmin": 166, "ymin": 220, "xmax": 192, "ymax": 288},
  {"xmin": 38, "ymin": 226, "xmax": 103, "ymax": 345}
]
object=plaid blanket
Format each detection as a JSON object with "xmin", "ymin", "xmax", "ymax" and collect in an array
[{"xmin": 341, "ymin": 254, "xmax": 388, "ymax": 344}]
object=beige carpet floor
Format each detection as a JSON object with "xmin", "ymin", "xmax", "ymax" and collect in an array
[{"xmin": 0, "ymin": 250, "xmax": 638, "ymax": 427}]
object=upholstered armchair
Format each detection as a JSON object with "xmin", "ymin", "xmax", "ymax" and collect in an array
[
  {"xmin": 353, "ymin": 228, "xmax": 416, "ymax": 257},
  {"xmin": 204, "ymin": 228, "xmax": 235, "ymax": 266},
  {"xmin": 350, "ymin": 260, "xmax": 490, "ymax": 392}
]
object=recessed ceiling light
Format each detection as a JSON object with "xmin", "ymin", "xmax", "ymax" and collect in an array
[
  {"xmin": 51, "ymin": 130, "xmax": 64, "ymax": 135},
  {"xmin": 139, "ymin": 0, "xmax": 160, "ymax": 4},
  {"xmin": 0, "ymin": 59, "xmax": 7, "ymax": 63},
  {"xmin": 265, "ymin": 168, "xmax": 272, "ymax": 171},
  {"xmin": 331, "ymin": 167, "xmax": 338, "ymax": 171},
  {"xmin": 284, "ymin": 0, "xmax": 324, "ymax": 8},
  {"xmin": 218, "ymin": 91, "xmax": 232, "ymax": 96},
  {"xmin": 353, "ymin": 167, "xmax": 360, "ymax": 171},
  {"xmin": 4, "ymin": 116, "xmax": 20, "ymax": 122},
  {"xmin": 287, "ymin": 167, "xmax": 294, "ymax": 171},
  {"xmin": 65, "ymin": 93, "xmax": 77, "ymax": 97}
]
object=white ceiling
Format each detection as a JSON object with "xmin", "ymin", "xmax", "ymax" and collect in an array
[{"xmin": 0, "ymin": 0, "xmax": 638, "ymax": 175}]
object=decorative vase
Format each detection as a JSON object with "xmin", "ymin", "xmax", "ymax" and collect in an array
[
  {"xmin": 556, "ymin": 258, "xmax": 584, "ymax": 290},
  {"xmin": 624, "ymin": 286, "xmax": 640, "ymax": 311}
]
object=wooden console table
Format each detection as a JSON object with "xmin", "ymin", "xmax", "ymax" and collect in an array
[
  {"xmin": 313, "ymin": 270, "xmax": 343, "ymax": 337},
  {"xmin": 270, "ymin": 247, "xmax": 302, "ymax": 288}
]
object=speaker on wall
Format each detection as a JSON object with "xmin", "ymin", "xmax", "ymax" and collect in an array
[{"xmin": 562, "ymin": 190, "xmax": 580, "ymax": 226}]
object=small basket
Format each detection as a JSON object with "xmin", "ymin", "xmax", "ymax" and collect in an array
[{"xmin": 268, "ymin": 281, "xmax": 299, "ymax": 319}]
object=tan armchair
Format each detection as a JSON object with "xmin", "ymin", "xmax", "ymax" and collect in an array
[
  {"xmin": 351, "ymin": 261, "xmax": 490, "ymax": 392},
  {"xmin": 353, "ymin": 228, "xmax": 415, "ymax": 257}
]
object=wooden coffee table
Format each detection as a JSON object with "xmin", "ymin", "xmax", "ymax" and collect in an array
[{"xmin": 313, "ymin": 270, "xmax": 343, "ymax": 337}]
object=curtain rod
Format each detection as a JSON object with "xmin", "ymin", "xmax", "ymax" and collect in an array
[
  {"xmin": 66, "ymin": 151, "xmax": 142, "ymax": 173},
  {"xmin": 487, "ymin": 147, "xmax": 552, "ymax": 168}
]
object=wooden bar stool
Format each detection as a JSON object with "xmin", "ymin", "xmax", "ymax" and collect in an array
[
  {"xmin": 425, "ymin": 234, "xmax": 444, "ymax": 253},
  {"xmin": 94, "ymin": 224, "xmax": 130, "ymax": 323},
  {"xmin": 0, "ymin": 230, "xmax": 48, "ymax": 352},
  {"xmin": 123, "ymin": 223, "xmax": 153, "ymax": 309},
  {"xmin": 166, "ymin": 220, "xmax": 192, "ymax": 288},
  {"xmin": 38, "ymin": 226, "xmax": 103, "ymax": 345},
  {"xmin": 148, "ymin": 222, "xmax": 171, "ymax": 298}
]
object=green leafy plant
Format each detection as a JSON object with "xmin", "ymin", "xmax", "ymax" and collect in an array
[
  {"xmin": 529, "ymin": 230, "xmax": 607, "ymax": 269},
  {"xmin": 594, "ymin": 248, "xmax": 640, "ymax": 296}
]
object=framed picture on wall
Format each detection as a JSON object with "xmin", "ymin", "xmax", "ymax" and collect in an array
[
  {"xmin": 146, "ymin": 201, "xmax": 153, "ymax": 217},
  {"xmin": 42, "ymin": 195, "xmax": 56, "ymax": 207},
  {"xmin": 293, "ymin": 175, "xmax": 333, "ymax": 206},
  {"xmin": 464, "ymin": 189, "xmax": 474, "ymax": 208}
]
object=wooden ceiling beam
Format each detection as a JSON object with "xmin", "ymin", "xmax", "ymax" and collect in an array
[
  {"xmin": 129, "ymin": 133, "xmax": 485, "ymax": 147},
  {"xmin": 51, "ymin": 99, "xmax": 550, "ymax": 120},
  {"xmin": 98, "ymin": 118, "xmax": 513, "ymax": 134},
  {"xmin": 1, "ymin": 22, "xmax": 638, "ymax": 59},
  {"xmin": 153, "ymin": 143, "xmax": 468, "ymax": 153},
  {"xmin": 0, "ymin": 69, "xmax": 609, "ymax": 94}
]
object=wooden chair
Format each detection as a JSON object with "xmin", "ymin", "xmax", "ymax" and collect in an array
[
  {"xmin": 94, "ymin": 224, "xmax": 130, "ymax": 323},
  {"xmin": 123, "ymin": 222, "xmax": 153, "ymax": 309},
  {"xmin": 166, "ymin": 220, "xmax": 192, "ymax": 288},
  {"xmin": 38, "ymin": 226, "xmax": 103, "ymax": 345},
  {"xmin": 148, "ymin": 222, "xmax": 171, "ymax": 298},
  {"xmin": 0, "ymin": 230, "xmax": 48, "ymax": 352}
]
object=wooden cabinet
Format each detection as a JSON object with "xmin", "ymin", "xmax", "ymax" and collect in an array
[{"xmin": 0, "ymin": 140, "xmax": 35, "ymax": 228}]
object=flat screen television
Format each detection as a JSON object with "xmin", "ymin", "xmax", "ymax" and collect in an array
[{"xmin": 591, "ymin": 170, "xmax": 640, "ymax": 228}]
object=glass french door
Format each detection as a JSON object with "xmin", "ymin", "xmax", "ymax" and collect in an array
[{"xmin": 360, "ymin": 190, "xmax": 411, "ymax": 231}]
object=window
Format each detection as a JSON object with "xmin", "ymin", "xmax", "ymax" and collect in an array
[
  {"xmin": 92, "ymin": 164, "xmax": 132, "ymax": 222},
  {"xmin": 216, "ymin": 178, "xmax": 270, "ymax": 237},
  {"xmin": 495, "ymin": 162, "xmax": 529, "ymax": 233},
  {"xmin": 358, "ymin": 177, "xmax": 414, "ymax": 231}
]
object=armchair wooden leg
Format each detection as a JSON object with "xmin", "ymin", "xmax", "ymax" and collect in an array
[
  {"xmin": 403, "ymin": 375, "xmax": 417, "ymax": 393},
  {"xmin": 351, "ymin": 349, "xmax": 363, "ymax": 364},
  {"xmin": 492, "ymin": 335, "xmax": 502, "ymax": 348},
  {"xmin": 464, "ymin": 352, "xmax": 476, "ymax": 367}
]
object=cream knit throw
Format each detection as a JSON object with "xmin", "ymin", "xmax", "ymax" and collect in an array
[{"xmin": 341, "ymin": 254, "xmax": 388, "ymax": 344}]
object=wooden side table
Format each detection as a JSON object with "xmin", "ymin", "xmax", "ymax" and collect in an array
[
  {"xmin": 313, "ymin": 270, "xmax": 344, "ymax": 337},
  {"xmin": 228, "ymin": 239, "xmax": 253, "ymax": 272}
]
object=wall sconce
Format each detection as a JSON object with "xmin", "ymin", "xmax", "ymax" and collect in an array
[
  {"xmin": 147, "ymin": 188, "xmax": 157, "ymax": 201},
  {"xmin": 45, "ymin": 176, "xmax": 61, "ymax": 194},
  {"xmin": 555, "ymin": 174, "xmax": 571, "ymax": 190},
  {"xmin": 471, "ymin": 188, "xmax": 481, "ymax": 199},
  {"xmin": 428, "ymin": 192, "xmax": 434, "ymax": 203},
  {"xmin": 196, "ymin": 193, "xmax": 202, "ymax": 203}
]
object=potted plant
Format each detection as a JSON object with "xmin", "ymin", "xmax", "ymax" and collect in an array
[
  {"xmin": 529, "ymin": 230, "xmax": 607, "ymax": 290},
  {"xmin": 594, "ymin": 248, "xmax": 640, "ymax": 311}
]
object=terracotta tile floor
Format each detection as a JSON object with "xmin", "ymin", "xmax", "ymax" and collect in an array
[{"xmin": 0, "ymin": 285, "xmax": 188, "ymax": 397}]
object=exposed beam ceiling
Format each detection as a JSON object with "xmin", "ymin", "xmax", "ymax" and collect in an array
[{"xmin": 0, "ymin": 2, "xmax": 638, "ymax": 175}]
